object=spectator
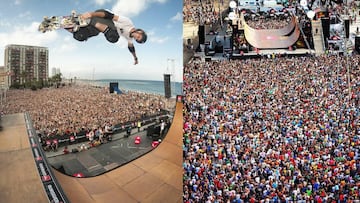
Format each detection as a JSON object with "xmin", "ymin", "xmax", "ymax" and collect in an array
[
  {"xmin": 63, "ymin": 146, "xmax": 69, "ymax": 154},
  {"xmin": 137, "ymin": 121, "xmax": 142, "ymax": 132},
  {"xmin": 160, "ymin": 120, "xmax": 166, "ymax": 136},
  {"xmin": 3, "ymin": 84, "xmax": 169, "ymax": 149},
  {"xmin": 183, "ymin": 0, "xmax": 219, "ymax": 25},
  {"xmin": 183, "ymin": 54, "xmax": 360, "ymax": 202}
]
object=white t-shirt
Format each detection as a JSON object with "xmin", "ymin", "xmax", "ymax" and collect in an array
[{"xmin": 113, "ymin": 15, "xmax": 135, "ymax": 44}]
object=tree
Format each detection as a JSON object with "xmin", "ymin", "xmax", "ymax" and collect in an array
[{"xmin": 51, "ymin": 73, "xmax": 62, "ymax": 87}]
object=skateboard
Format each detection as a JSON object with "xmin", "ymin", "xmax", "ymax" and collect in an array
[{"xmin": 38, "ymin": 10, "xmax": 90, "ymax": 33}]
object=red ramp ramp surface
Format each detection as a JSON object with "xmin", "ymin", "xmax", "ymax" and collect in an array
[{"xmin": 243, "ymin": 15, "xmax": 301, "ymax": 49}]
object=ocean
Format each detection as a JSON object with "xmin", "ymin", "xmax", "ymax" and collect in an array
[{"xmin": 89, "ymin": 79, "xmax": 183, "ymax": 97}]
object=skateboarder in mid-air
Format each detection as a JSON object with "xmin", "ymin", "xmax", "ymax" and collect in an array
[{"xmin": 68, "ymin": 9, "xmax": 147, "ymax": 65}]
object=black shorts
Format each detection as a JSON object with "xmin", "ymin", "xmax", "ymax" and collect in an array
[
  {"xmin": 73, "ymin": 10, "xmax": 119, "ymax": 43},
  {"xmin": 73, "ymin": 25, "xmax": 100, "ymax": 42}
]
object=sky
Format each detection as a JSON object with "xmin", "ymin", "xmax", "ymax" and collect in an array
[{"xmin": 0, "ymin": 0, "xmax": 183, "ymax": 82}]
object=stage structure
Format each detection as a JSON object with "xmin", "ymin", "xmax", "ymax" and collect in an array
[
  {"xmin": 163, "ymin": 58, "xmax": 177, "ymax": 98},
  {"xmin": 109, "ymin": 82, "xmax": 122, "ymax": 94},
  {"xmin": 164, "ymin": 74, "xmax": 171, "ymax": 99}
]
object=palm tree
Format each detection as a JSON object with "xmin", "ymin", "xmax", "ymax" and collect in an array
[{"xmin": 51, "ymin": 73, "xmax": 62, "ymax": 87}]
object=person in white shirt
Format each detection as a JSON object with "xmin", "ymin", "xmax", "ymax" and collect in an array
[
  {"xmin": 160, "ymin": 120, "xmax": 165, "ymax": 135},
  {"xmin": 77, "ymin": 9, "xmax": 147, "ymax": 65}
]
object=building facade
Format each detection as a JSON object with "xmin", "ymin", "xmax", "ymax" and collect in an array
[
  {"xmin": 4, "ymin": 44, "xmax": 48, "ymax": 88},
  {"xmin": 51, "ymin": 67, "xmax": 61, "ymax": 77},
  {"xmin": 0, "ymin": 66, "xmax": 5, "ymax": 88}
]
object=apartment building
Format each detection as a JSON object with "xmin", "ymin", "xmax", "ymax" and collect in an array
[{"xmin": 4, "ymin": 44, "xmax": 48, "ymax": 88}]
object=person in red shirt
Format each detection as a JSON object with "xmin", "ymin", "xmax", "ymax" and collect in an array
[{"xmin": 63, "ymin": 146, "xmax": 69, "ymax": 154}]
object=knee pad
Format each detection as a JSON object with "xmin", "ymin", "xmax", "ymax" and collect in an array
[{"xmin": 104, "ymin": 27, "xmax": 119, "ymax": 43}]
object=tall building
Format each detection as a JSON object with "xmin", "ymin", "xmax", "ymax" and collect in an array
[
  {"xmin": 51, "ymin": 67, "xmax": 61, "ymax": 77},
  {"xmin": 0, "ymin": 66, "xmax": 5, "ymax": 88},
  {"xmin": 4, "ymin": 44, "xmax": 48, "ymax": 88}
]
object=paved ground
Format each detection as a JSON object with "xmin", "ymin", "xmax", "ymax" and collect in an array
[
  {"xmin": 44, "ymin": 119, "xmax": 164, "ymax": 158},
  {"xmin": 47, "ymin": 130, "xmax": 155, "ymax": 177}
]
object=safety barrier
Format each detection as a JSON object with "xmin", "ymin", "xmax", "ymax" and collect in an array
[
  {"xmin": 40, "ymin": 113, "xmax": 170, "ymax": 149},
  {"xmin": 24, "ymin": 113, "xmax": 69, "ymax": 203}
]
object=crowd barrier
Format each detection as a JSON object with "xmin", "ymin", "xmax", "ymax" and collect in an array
[
  {"xmin": 25, "ymin": 113, "xmax": 69, "ymax": 203},
  {"xmin": 39, "ymin": 111, "xmax": 170, "ymax": 149}
]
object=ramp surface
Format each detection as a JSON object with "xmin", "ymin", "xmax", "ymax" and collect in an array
[
  {"xmin": 52, "ymin": 102, "xmax": 183, "ymax": 203},
  {"xmin": 0, "ymin": 113, "xmax": 49, "ymax": 203},
  {"xmin": 243, "ymin": 15, "xmax": 301, "ymax": 49}
]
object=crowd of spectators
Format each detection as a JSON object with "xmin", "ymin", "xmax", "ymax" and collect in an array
[
  {"xmin": 244, "ymin": 10, "xmax": 292, "ymax": 30},
  {"xmin": 183, "ymin": 0, "xmax": 220, "ymax": 25},
  {"xmin": 3, "ymin": 85, "xmax": 168, "ymax": 142},
  {"xmin": 233, "ymin": 33, "xmax": 249, "ymax": 52},
  {"xmin": 183, "ymin": 54, "xmax": 360, "ymax": 202}
]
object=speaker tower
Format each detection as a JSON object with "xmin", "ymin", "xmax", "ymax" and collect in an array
[
  {"xmin": 344, "ymin": 19, "xmax": 350, "ymax": 39},
  {"xmin": 164, "ymin": 74, "xmax": 171, "ymax": 98},
  {"xmin": 109, "ymin": 82, "xmax": 119, "ymax": 94},
  {"xmin": 355, "ymin": 36, "xmax": 360, "ymax": 53},
  {"xmin": 198, "ymin": 25, "xmax": 205, "ymax": 45}
]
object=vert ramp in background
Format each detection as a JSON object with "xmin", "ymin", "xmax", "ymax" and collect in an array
[{"xmin": 51, "ymin": 101, "xmax": 183, "ymax": 203}]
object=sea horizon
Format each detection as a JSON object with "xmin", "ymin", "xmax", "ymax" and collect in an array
[
  {"xmin": 74, "ymin": 78, "xmax": 183, "ymax": 83},
  {"xmin": 70, "ymin": 78, "xmax": 183, "ymax": 97}
]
